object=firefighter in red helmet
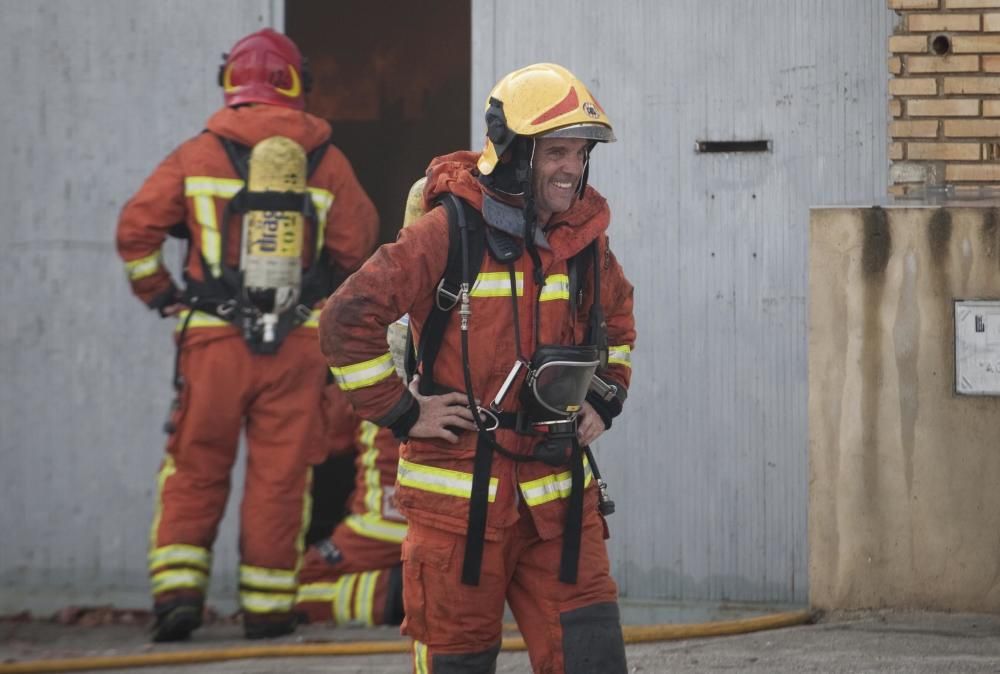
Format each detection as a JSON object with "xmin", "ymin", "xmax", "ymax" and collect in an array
[{"xmin": 116, "ymin": 28, "xmax": 378, "ymax": 641}]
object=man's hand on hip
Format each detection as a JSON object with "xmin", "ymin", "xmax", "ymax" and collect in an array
[
  {"xmin": 407, "ymin": 376, "xmax": 479, "ymax": 443},
  {"xmin": 576, "ymin": 401, "xmax": 607, "ymax": 447}
]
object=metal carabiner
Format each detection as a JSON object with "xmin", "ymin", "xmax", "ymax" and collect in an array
[
  {"xmin": 435, "ymin": 278, "xmax": 461, "ymax": 311},
  {"xmin": 476, "ymin": 406, "xmax": 500, "ymax": 432}
]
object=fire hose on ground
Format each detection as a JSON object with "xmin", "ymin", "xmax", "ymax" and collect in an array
[{"xmin": 0, "ymin": 610, "xmax": 815, "ymax": 673}]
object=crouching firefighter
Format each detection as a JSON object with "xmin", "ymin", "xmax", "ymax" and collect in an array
[
  {"xmin": 320, "ymin": 63, "xmax": 635, "ymax": 673},
  {"xmin": 115, "ymin": 28, "xmax": 378, "ymax": 642}
]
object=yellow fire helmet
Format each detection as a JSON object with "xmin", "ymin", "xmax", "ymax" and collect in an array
[{"xmin": 477, "ymin": 63, "xmax": 615, "ymax": 177}]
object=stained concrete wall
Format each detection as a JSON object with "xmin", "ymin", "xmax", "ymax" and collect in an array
[{"xmin": 810, "ymin": 205, "xmax": 1000, "ymax": 610}]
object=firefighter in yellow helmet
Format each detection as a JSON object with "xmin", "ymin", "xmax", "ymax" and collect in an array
[{"xmin": 320, "ymin": 62, "xmax": 634, "ymax": 672}]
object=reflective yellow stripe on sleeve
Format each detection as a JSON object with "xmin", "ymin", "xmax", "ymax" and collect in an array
[
  {"xmin": 608, "ymin": 344, "xmax": 632, "ymax": 368},
  {"xmin": 519, "ymin": 457, "xmax": 594, "ymax": 507},
  {"xmin": 330, "ymin": 353, "xmax": 395, "ymax": 391},
  {"xmin": 539, "ymin": 274, "xmax": 570, "ymax": 302},
  {"xmin": 397, "ymin": 458, "xmax": 498, "ymax": 502},
  {"xmin": 125, "ymin": 251, "xmax": 163, "ymax": 281}
]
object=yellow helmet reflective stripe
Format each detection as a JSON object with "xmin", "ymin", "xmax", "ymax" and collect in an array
[{"xmin": 478, "ymin": 63, "xmax": 615, "ymax": 176}]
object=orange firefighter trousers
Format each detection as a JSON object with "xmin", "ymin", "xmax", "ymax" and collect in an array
[
  {"xmin": 403, "ymin": 503, "xmax": 619, "ymax": 673},
  {"xmin": 150, "ymin": 332, "xmax": 326, "ymax": 612}
]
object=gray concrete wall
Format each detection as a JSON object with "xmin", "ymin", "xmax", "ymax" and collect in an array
[
  {"xmin": 810, "ymin": 205, "xmax": 1000, "ymax": 611},
  {"xmin": 0, "ymin": 0, "xmax": 279, "ymax": 613},
  {"xmin": 473, "ymin": 0, "xmax": 893, "ymax": 604}
]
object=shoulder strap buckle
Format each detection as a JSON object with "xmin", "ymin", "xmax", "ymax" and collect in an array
[{"xmin": 435, "ymin": 278, "xmax": 461, "ymax": 311}]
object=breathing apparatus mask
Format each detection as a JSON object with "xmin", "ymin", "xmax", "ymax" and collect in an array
[{"xmin": 486, "ymin": 344, "xmax": 599, "ymax": 466}]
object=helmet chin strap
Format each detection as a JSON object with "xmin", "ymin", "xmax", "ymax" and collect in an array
[
  {"xmin": 577, "ymin": 142, "xmax": 596, "ymax": 198},
  {"xmin": 522, "ymin": 140, "xmax": 545, "ymax": 287}
]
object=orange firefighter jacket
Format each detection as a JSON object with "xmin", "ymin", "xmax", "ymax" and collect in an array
[
  {"xmin": 320, "ymin": 152, "xmax": 635, "ymax": 542},
  {"xmin": 116, "ymin": 104, "xmax": 378, "ymax": 345}
]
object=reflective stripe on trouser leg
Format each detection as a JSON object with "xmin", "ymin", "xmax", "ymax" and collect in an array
[
  {"xmin": 560, "ymin": 602, "xmax": 627, "ymax": 674},
  {"xmin": 148, "ymin": 458, "xmax": 213, "ymax": 599},
  {"xmin": 295, "ymin": 570, "xmax": 384, "ymax": 626}
]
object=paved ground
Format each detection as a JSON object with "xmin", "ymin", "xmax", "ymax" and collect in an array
[{"xmin": 3, "ymin": 610, "xmax": 1000, "ymax": 672}]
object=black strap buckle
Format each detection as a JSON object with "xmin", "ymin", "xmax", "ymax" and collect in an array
[
  {"xmin": 216, "ymin": 299, "xmax": 238, "ymax": 319},
  {"xmin": 435, "ymin": 278, "xmax": 461, "ymax": 311},
  {"xmin": 476, "ymin": 406, "xmax": 500, "ymax": 432}
]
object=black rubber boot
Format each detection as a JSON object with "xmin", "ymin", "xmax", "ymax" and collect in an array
[{"xmin": 151, "ymin": 597, "xmax": 203, "ymax": 643}]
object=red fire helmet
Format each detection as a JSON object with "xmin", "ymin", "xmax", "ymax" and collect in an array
[{"xmin": 218, "ymin": 28, "xmax": 309, "ymax": 110}]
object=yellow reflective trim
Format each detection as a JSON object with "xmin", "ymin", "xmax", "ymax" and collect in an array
[
  {"xmin": 354, "ymin": 570, "xmax": 379, "ymax": 627},
  {"xmin": 295, "ymin": 581, "xmax": 339, "ymax": 603},
  {"xmin": 184, "ymin": 177, "xmax": 243, "ymax": 279},
  {"xmin": 239, "ymin": 564, "xmax": 297, "ymax": 592},
  {"xmin": 148, "ymin": 457, "xmax": 177, "ymax": 556},
  {"xmin": 414, "ymin": 640, "xmax": 430, "ymax": 674},
  {"xmin": 343, "ymin": 513, "xmax": 408, "ymax": 544},
  {"xmin": 174, "ymin": 310, "xmax": 232, "ymax": 332},
  {"xmin": 308, "ymin": 188, "xmax": 335, "ymax": 256},
  {"xmin": 240, "ymin": 590, "xmax": 296, "ymax": 614},
  {"xmin": 295, "ymin": 467, "xmax": 312, "ymax": 574},
  {"xmin": 470, "ymin": 271, "xmax": 523, "ymax": 298},
  {"xmin": 148, "ymin": 544, "xmax": 211, "ymax": 572},
  {"xmin": 193, "ymin": 194, "xmax": 222, "ymax": 277},
  {"xmin": 358, "ymin": 421, "xmax": 382, "ymax": 515},
  {"xmin": 125, "ymin": 251, "xmax": 163, "ymax": 281},
  {"xmin": 302, "ymin": 309, "xmax": 322, "ymax": 329},
  {"xmin": 608, "ymin": 344, "xmax": 632, "ymax": 368},
  {"xmin": 539, "ymin": 274, "xmax": 570, "ymax": 302},
  {"xmin": 151, "ymin": 568, "xmax": 208, "ymax": 594},
  {"xmin": 519, "ymin": 457, "xmax": 593, "ymax": 507},
  {"xmin": 330, "ymin": 353, "xmax": 395, "ymax": 391},
  {"xmin": 334, "ymin": 574, "xmax": 358, "ymax": 625},
  {"xmin": 397, "ymin": 458, "xmax": 497, "ymax": 502},
  {"xmin": 183, "ymin": 177, "xmax": 244, "ymax": 197}
]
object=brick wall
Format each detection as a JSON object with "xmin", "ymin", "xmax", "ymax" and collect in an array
[{"xmin": 888, "ymin": 0, "xmax": 1000, "ymax": 193}]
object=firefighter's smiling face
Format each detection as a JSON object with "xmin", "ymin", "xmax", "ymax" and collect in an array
[{"xmin": 532, "ymin": 137, "xmax": 588, "ymax": 223}]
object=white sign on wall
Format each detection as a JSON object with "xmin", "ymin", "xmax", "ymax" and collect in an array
[{"xmin": 955, "ymin": 300, "xmax": 1000, "ymax": 396}]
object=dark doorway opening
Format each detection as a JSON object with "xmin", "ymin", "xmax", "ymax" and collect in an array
[
  {"xmin": 287, "ymin": 0, "xmax": 471, "ymax": 244},
  {"xmin": 287, "ymin": 1, "xmax": 470, "ymax": 543}
]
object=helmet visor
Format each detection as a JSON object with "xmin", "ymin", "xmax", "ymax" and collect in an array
[{"xmin": 543, "ymin": 123, "xmax": 616, "ymax": 143}]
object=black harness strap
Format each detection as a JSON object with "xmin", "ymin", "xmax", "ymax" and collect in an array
[{"xmin": 410, "ymin": 196, "xmax": 487, "ymax": 395}]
